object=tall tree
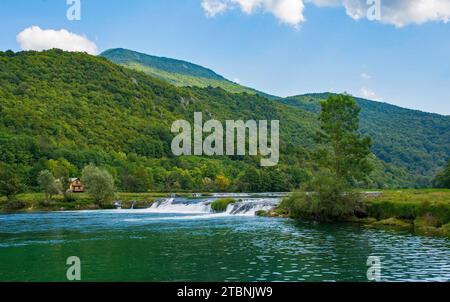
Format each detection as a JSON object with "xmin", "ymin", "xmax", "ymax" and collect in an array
[
  {"xmin": 38, "ymin": 170, "xmax": 61, "ymax": 201},
  {"xmin": 317, "ymin": 94, "xmax": 373, "ymax": 184},
  {"xmin": 281, "ymin": 94, "xmax": 373, "ymax": 221},
  {"xmin": 82, "ymin": 165, "xmax": 115, "ymax": 204}
]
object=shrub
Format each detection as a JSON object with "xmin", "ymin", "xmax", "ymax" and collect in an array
[
  {"xmin": 280, "ymin": 173, "xmax": 359, "ymax": 221},
  {"xmin": 211, "ymin": 198, "xmax": 236, "ymax": 213},
  {"xmin": 5, "ymin": 200, "xmax": 27, "ymax": 210}
]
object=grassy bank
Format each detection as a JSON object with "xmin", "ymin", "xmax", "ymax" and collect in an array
[
  {"xmin": 267, "ymin": 189, "xmax": 450, "ymax": 238},
  {"xmin": 362, "ymin": 189, "xmax": 450, "ymax": 237},
  {"xmin": 0, "ymin": 192, "xmax": 186, "ymax": 212}
]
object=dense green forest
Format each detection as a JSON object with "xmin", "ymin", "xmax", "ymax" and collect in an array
[
  {"xmin": 0, "ymin": 49, "xmax": 448, "ymax": 194},
  {"xmin": 281, "ymin": 93, "xmax": 450, "ymax": 186},
  {"xmin": 101, "ymin": 48, "xmax": 277, "ymax": 99},
  {"xmin": 102, "ymin": 48, "xmax": 450, "ymax": 188}
]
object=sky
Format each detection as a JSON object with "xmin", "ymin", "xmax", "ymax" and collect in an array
[{"xmin": 0, "ymin": 0, "xmax": 449, "ymax": 115}]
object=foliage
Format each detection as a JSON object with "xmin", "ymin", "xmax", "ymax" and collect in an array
[
  {"xmin": 0, "ymin": 49, "xmax": 316, "ymax": 193},
  {"xmin": 214, "ymin": 175, "xmax": 231, "ymax": 192},
  {"xmin": 0, "ymin": 162, "xmax": 25, "ymax": 200},
  {"xmin": 316, "ymin": 94, "xmax": 373, "ymax": 183},
  {"xmin": 0, "ymin": 49, "xmax": 447, "ymax": 195},
  {"xmin": 37, "ymin": 170, "xmax": 61, "ymax": 201},
  {"xmin": 211, "ymin": 198, "xmax": 237, "ymax": 213},
  {"xmin": 280, "ymin": 172, "xmax": 359, "ymax": 221},
  {"xmin": 433, "ymin": 160, "xmax": 450, "ymax": 189},
  {"xmin": 280, "ymin": 95, "xmax": 371, "ymax": 221},
  {"xmin": 364, "ymin": 190, "xmax": 450, "ymax": 225},
  {"xmin": 101, "ymin": 48, "xmax": 276, "ymax": 99},
  {"xmin": 281, "ymin": 93, "xmax": 450, "ymax": 186},
  {"xmin": 81, "ymin": 164, "xmax": 115, "ymax": 204}
]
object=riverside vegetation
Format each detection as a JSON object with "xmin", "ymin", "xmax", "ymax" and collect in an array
[
  {"xmin": 0, "ymin": 49, "xmax": 449, "ymax": 238},
  {"xmin": 264, "ymin": 95, "xmax": 450, "ymax": 237}
]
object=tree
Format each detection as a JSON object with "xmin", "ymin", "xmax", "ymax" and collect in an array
[
  {"xmin": 120, "ymin": 166, "xmax": 151, "ymax": 193},
  {"xmin": 317, "ymin": 94, "xmax": 373, "ymax": 183},
  {"xmin": 48, "ymin": 159, "xmax": 77, "ymax": 200},
  {"xmin": 38, "ymin": 170, "xmax": 62, "ymax": 201},
  {"xmin": 281, "ymin": 94, "xmax": 373, "ymax": 221},
  {"xmin": 434, "ymin": 160, "xmax": 450, "ymax": 189},
  {"xmin": 82, "ymin": 164, "xmax": 115, "ymax": 204},
  {"xmin": 215, "ymin": 175, "xmax": 231, "ymax": 192},
  {"xmin": 0, "ymin": 163, "xmax": 25, "ymax": 200}
]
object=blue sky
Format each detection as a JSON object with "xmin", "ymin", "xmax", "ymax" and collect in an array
[{"xmin": 1, "ymin": 0, "xmax": 449, "ymax": 115}]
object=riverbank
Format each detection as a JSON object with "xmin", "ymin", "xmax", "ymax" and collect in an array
[
  {"xmin": 2, "ymin": 190, "xmax": 450, "ymax": 239},
  {"xmin": 262, "ymin": 189, "xmax": 450, "ymax": 239},
  {"xmin": 0, "ymin": 192, "xmax": 179, "ymax": 212}
]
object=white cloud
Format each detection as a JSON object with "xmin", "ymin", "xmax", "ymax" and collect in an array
[
  {"xmin": 202, "ymin": 0, "xmax": 229, "ymax": 17},
  {"xmin": 202, "ymin": 0, "xmax": 450, "ymax": 28},
  {"xmin": 201, "ymin": 0, "xmax": 305, "ymax": 27},
  {"xmin": 17, "ymin": 26, "xmax": 98, "ymax": 55},
  {"xmin": 360, "ymin": 72, "xmax": 371, "ymax": 80},
  {"xmin": 311, "ymin": 0, "xmax": 450, "ymax": 27},
  {"xmin": 360, "ymin": 87, "xmax": 380, "ymax": 100}
]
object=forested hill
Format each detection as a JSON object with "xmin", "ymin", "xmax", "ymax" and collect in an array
[
  {"xmin": 101, "ymin": 48, "xmax": 449, "ymax": 186},
  {"xmin": 101, "ymin": 48, "xmax": 277, "ymax": 98},
  {"xmin": 0, "ymin": 49, "xmax": 319, "ymax": 192},
  {"xmin": 0, "ymin": 50, "xmax": 445, "ymax": 191},
  {"xmin": 281, "ymin": 93, "xmax": 450, "ymax": 183}
]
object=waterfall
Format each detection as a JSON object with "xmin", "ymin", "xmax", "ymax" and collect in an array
[{"xmin": 145, "ymin": 197, "xmax": 279, "ymax": 216}]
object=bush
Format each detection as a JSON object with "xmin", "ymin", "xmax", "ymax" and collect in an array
[
  {"xmin": 280, "ymin": 173, "xmax": 359, "ymax": 221},
  {"xmin": 211, "ymin": 198, "xmax": 236, "ymax": 213},
  {"xmin": 5, "ymin": 200, "xmax": 27, "ymax": 210}
]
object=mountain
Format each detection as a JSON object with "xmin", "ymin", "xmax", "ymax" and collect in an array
[
  {"xmin": 0, "ymin": 49, "xmax": 318, "ymax": 192},
  {"xmin": 100, "ymin": 48, "xmax": 277, "ymax": 99},
  {"xmin": 101, "ymin": 49, "xmax": 449, "ymax": 186},
  {"xmin": 280, "ymin": 93, "xmax": 450, "ymax": 183},
  {"xmin": 0, "ymin": 49, "xmax": 447, "ymax": 192}
]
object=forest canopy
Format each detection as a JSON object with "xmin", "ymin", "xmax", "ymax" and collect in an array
[{"xmin": 0, "ymin": 49, "xmax": 448, "ymax": 194}]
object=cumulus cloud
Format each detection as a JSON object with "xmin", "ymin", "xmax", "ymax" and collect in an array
[
  {"xmin": 202, "ymin": 0, "xmax": 450, "ymax": 28},
  {"xmin": 311, "ymin": 0, "xmax": 450, "ymax": 27},
  {"xmin": 17, "ymin": 26, "xmax": 98, "ymax": 55},
  {"xmin": 201, "ymin": 0, "xmax": 305, "ymax": 27},
  {"xmin": 360, "ymin": 72, "xmax": 371, "ymax": 80},
  {"xmin": 360, "ymin": 87, "xmax": 380, "ymax": 100},
  {"xmin": 202, "ymin": 0, "xmax": 229, "ymax": 17}
]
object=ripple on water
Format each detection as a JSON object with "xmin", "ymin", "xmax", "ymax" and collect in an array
[{"xmin": 0, "ymin": 211, "xmax": 449, "ymax": 281}]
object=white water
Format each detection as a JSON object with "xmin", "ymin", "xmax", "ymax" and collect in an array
[{"xmin": 144, "ymin": 197, "xmax": 280, "ymax": 216}]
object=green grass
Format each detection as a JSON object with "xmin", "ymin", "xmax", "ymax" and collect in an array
[
  {"xmin": 361, "ymin": 189, "xmax": 450, "ymax": 238},
  {"xmin": 0, "ymin": 192, "xmax": 163, "ymax": 212},
  {"xmin": 122, "ymin": 62, "xmax": 260, "ymax": 95},
  {"xmin": 364, "ymin": 189, "xmax": 450, "ymax": 224},
  {"xmin": 210, "ymin": 198, "xmax": 237, "ymax": 213}
]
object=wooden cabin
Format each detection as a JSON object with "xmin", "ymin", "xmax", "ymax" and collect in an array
[{"xmin": 69, "ymin": 178, "xmax": 85, "ymax": 193}]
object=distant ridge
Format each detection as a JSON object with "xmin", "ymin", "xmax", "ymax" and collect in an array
[
  {"xmin": 101, "ymin": 48, "xmax": 226, "ymax": 81},
  {"xmin": 101, "ymin": 48, "xmax": 278, "ymax": 99}
]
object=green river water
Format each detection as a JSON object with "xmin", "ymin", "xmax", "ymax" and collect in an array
[{"xmin": 0, "ymin": 197, "xmax": 449, "ymax": 282}]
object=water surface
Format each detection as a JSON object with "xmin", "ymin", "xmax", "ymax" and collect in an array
[{"xmin": 0, "ymin": 205, "xmax": 449, "ymax": 281}]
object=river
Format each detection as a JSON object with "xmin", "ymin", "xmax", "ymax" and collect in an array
[{"xmin": 0, "ymin": 194, "xmax": 449, "ymax": 281}]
